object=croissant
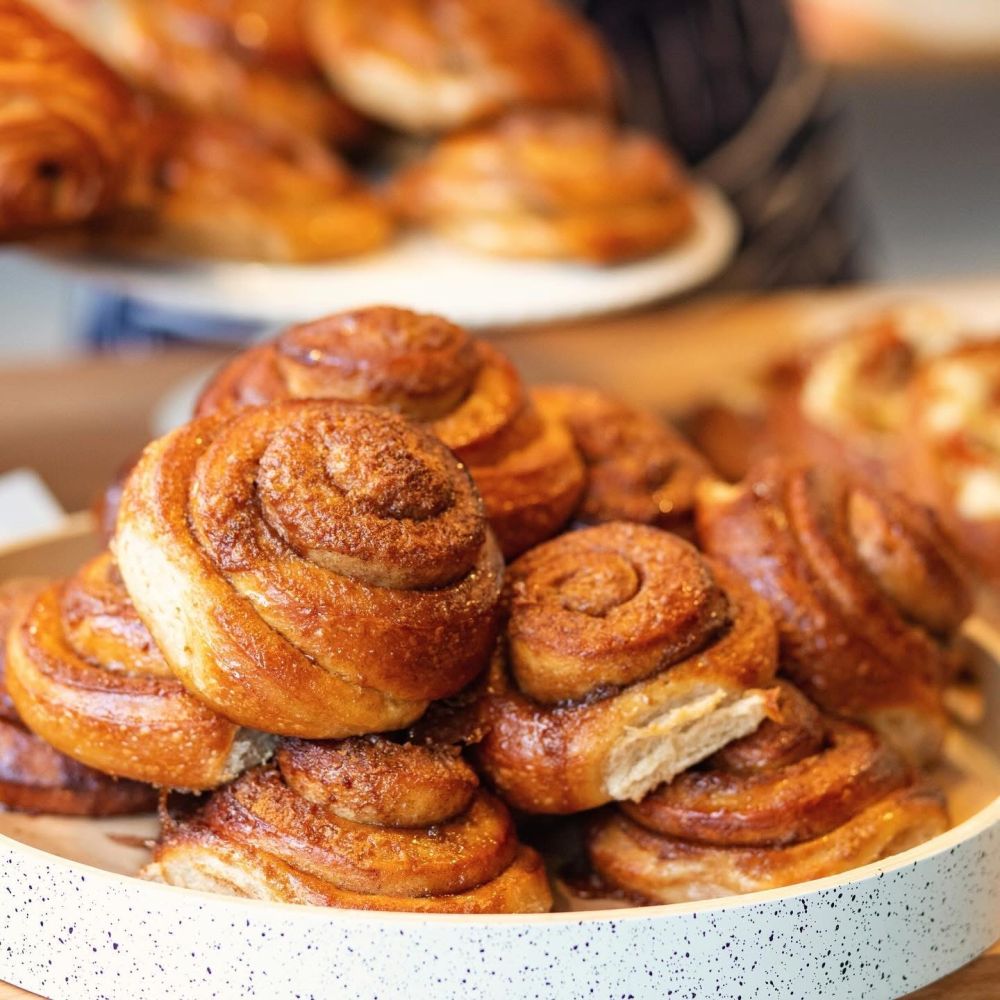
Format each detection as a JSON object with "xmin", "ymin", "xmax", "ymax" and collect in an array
[
  {"xmin": 0, "ymin": 577, "xmax": 155, "ymax": 815},
  {"xmin": 587, "ymin": 682, "xmax": 949, "ymax": 904},
  {"xmin": 144, "ymin": 736, "xmax": 553, "ymax": 912},
  {"xmin": 901, "ymin": 340, "xmax": 1000, "ymax": 596},
  {"xmin": 391, "ymin": 112, "xmax": 695, "ymax": 263},
  {"xmin": 445, "ymin": 522, "xmax": 778, "ymax": 814},
  {"xmin": 5, "ymin": 553, "xmax": 271, "ymax": 791},
  {"xmin": 765, "ymin": 304, "xmax": 962, "ymax": 487},
  {"xmin": 533, "ymin": 385, "xmax": 710, "ymax": 538},
  {"xmin": 303, "ymin": 0, "xmax": 612, "ymax": 133},
  {"xmin": 0, "ymin": 0, "xmax": 138, "ymax": 238},
  {"xmin": 114, "ymin": 399, "xmax": 503, "ymax": 737},
  {"xmin": 195, "ymin": 307, "xmax": 585, "ymax": 558},
  {"xmin": 103, "ymin": 107, "xmax": 390, "ymax": 262},
  {"xmin": 696, "ymin": 459, "xmax": 973, "ymax": 766}
]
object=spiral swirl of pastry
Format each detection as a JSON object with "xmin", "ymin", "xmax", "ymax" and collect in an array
[
  {"xmin": 4, "ymin": 556, "xmax": 261, "ymax": 792},
  {"xmin": 304, "ymin": 0, "xmax": 612, "ymax": 133},
  {"xmin": 115, "ymin": 399, "xmax": 503, "ymax": 737},
  {"xmin": 454, "ymin": 522, "xmax": 778, "ymax": 813},
  {"xmin": 901, "ymin": 340, "xmax": 1000, "ymax": 588},
  {"xmin": 696, "ymin": 459, "xmax": 973, "ymax": 765},
  {"xmin": 392, "ymin": 112, "xmax": 695, "ymax": 263},
  {"xmin": 0, "ymin": 577, "xmax": 155, "ymax": 815},
  {"xmin": 0, "ymin": 1, "xmax": 137, "ymax": 238},
  {"xmin": 587, "ymin": 683, "xmax": 949, "ymax": 904},
  {"xmin": 196, "ymin": 307, "xmax": 585, "ymax": 558},
  {"xmin": 109, "ymin": 109, "xmax": 390, "ymax": 262},
  {"xmin": 143, "ymin": 736, "xmax": 552, "ymax": 912},
  {"xmin": 533, "ymin": 385, "xmax": 710, "ymax": 537}
]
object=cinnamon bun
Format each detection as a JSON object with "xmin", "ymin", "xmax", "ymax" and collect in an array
[
  {"xmin": 195, "ymin": 307, "xmax": 585, "ymax": 558},
  {"xmin": 533, "ymin": 385, "xmax": 710, "ymax": 537},
  {"xmin": 5, "ymin": 554, "xmax": 270, "ymax": 791},
  {"xmin": 0, "ymin": 0, "xmax": 137, "ymax": 238},
  {"xmin": 144, "ymin": 736, "xmax": 552, "ymax": 912},
  {"xmin": 392, "ymin": 112, "xmax": 695, "ymax": 263},
  {"xmin": 450, "ymin": 522, "xmax": 778, "ymax": 814},
  {"xmin": 696, "ymin": 459, "xmax": 973, "ymax": 765},
  {"xmin": 901, "ymin": 340, "xmax": 1000, "ymax": 593},
  {"xmin": 304, "ymin": 0, "xmax": 612, "ymax": 133},
  {"xmin": 0, "ymin": 577, "xmax": 155, "ymax": 815},
  {"xmin": 114, "ymin": 399, "xmax": 503, "ymax": 737},
  {"xmin": 588, "ymin": 683, "xmax": 949, "ymax": 904},
  {"xmin": 108, "ymin": 108, "xmax": 391, "ymax": 262}
]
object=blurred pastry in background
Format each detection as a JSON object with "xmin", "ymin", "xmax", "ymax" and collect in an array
[
  {"xmin": 0, "ymin": 0, "xmax": 138, "ymax": 238},
  {"xmin": 103, "ymin": 107, "xmax": 392, "ymax": 262},
  {"xmin": 29, "ymin": 0, "xmax": 369, "ymax": 147},
  {"xmin": 304, "ymin": 0, "xmax": 613, "ymax": 134},
  {"xmin": 901, "ymin": 340, "xmax": 1000, "ymax": 603},
  {"xmin": 392, "ymin": 112, "xmax": 693, "ymax": 262}
]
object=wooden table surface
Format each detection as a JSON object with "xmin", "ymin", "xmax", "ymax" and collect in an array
[{"xmin": 1, "ymin": 280, "xmax": 998, "ymax": 998}]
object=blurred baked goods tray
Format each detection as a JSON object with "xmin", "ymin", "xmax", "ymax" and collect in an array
[{"xmin": 24, "ymin": 184, "xmax": 736, "ymax": 329}]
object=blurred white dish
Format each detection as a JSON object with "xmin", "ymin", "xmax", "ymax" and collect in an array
[{"xmin": 25, "ymin": 184, "xmax": 737, "ymax": 328}]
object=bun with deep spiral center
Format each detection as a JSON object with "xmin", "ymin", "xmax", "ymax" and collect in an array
[
  {"xmin": 143, "ymin": 736, "xmax": 552, "ymax": 912},
  {"xmin": 196, "ymin": 307, "xmax": 585, "ymax": 558},
  {"xmin": 438, "ymin": 522, "xmax": 779, "ymax": 813},
  {"xmin": 696, "ymin": 459, "xmax": 973, "ymax": 765},
  {"xmin": 5, "ymin": 554, "xmax": 270, "ymax": 791},
  {"xmin": 0, "ymin": 0, "xmax": 138, "ymax": 238},
  {"xmin": 588, "ymin": 683, "xmax": 949, "ymax": 904},
  {"xmin": 115, "ymin": 399, "xmax": 504, "ymax": 737}
]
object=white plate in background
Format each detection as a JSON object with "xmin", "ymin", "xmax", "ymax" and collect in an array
[{"xmin": 24, "ymin": 185, "xmax": 738, "ymax": 329}]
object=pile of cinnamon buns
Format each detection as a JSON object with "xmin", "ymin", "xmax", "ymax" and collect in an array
[
  {"xmin": 0, "ymin": 0, "xmax": 694, "ymax": 263},
  {"xmin": 2, "ymin": 302, "xmax": 988, "ymax": 913}
]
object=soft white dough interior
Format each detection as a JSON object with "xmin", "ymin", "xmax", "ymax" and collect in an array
[
  {"xmin": 222, "ymin": 730, "xmax": 278, "ymax": 785},
  {"xmin": 604, "ymin": 688, "xmax": 769, "ymax": 803}
]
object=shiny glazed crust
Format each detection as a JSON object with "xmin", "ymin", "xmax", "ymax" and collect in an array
[
  {"xmin": 533, "ymin": 384, "xmax": 710, "ymax": 536},
  {"xmin": 696, "ymin": 459, "xmax": 973, "ymax": 765},
  {"xmin": 1, "ymin": 576, "xmax": 155, "ymax": 814},
  {"xmin": 195, "ymin": 307, "xmax": 585, "ymax": 558},
  {"xmin": 4, "ymin": 555, "xmax": 262, "ymax": 790},
  {"xmin": 115, "ymin": 399, "xmax": 503, "ymax": 737},
  {"xmin": 588, "ymin": 684, "xmax": 947, "ymax": 903},
  {"xmin": 104, "ymin": 109, "xmax": 391, "ymax": 262},
  {"xmin": 458, "ymin": 523, "xmax": 779, "ymax": 813},
  {"xmin": 144, "ymin": 737, "xmax": 553, "ymax": 913},
  {"xmin": 304, "ymin": 0, "xmax": 612, "ymax": 133},
  {"xmin": 392, "ymin": 112, "xmax": 695, "ymax": 263},
  {"xmin": 0, "ymin": 0, "xmax": 138, "ymax": 237}
]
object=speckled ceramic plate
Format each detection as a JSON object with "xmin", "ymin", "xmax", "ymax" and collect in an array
[
  {"xmin": 22, "ymin": 185, "xmax": 737, "ymax": 330},
  {"xmin": 0, "ymin": 525, "xmax": 998, "ymax": 1000}
]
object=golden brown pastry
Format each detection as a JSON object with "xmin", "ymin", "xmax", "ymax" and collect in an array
[
  {"xmin": 107, "ymin": 107, "xmax": 391, "ymax": 262},
  {"xmin": 587, "ymin": 682, "xmax": 949, "ymax": 904},
  {"xmin": 765, "ymin": 304, "xmax": 962, "ymax": 486},
  {"xmin": 444, "ymin": 522, "xmax": 778, "ymax": 814},
  {"xmin": 681, "ymin": 402, "xmax": 767, "ymax": 484},
  {"xmin": 533, "ymin": 384, "xmax": 710, "ymax": 538},
  {"xmin": 0, "ymin": 0, "xmax": 137, "ymax": 238},
  {"xmin": 195, "ymin": 307, "xmax": 585, "ymax": 558},
  {"xmin": 5, "ymin": 554, "xmax": 269, "ymax": 791},
  {"xmin": 696, "ymin": 459, "xmax": 973, "ymax": 766},
  {"xmin": 304, "ymin": 0, "xmax": 612, "ymax": 133},
  {"xmin": 0, "ymin": 577, "xmax": 155, "ymax": 814},
  {"xmin": 391, "ymin": 112, "xmax": 695, "ymax": 263},
  {"xmin": 901, "ymin": 340, "xmax": 1000, "ymax": 592},
  {"xmin": 144, "ymin": 735, "xmax": 553, "ymax": 912},
  {"xmin": 40, "ymin": 0, "xmax": 367, "ymax": 147},
  {"xmin": 115, "ymin": 399, "xmax": 503, "ymax": 738}
]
